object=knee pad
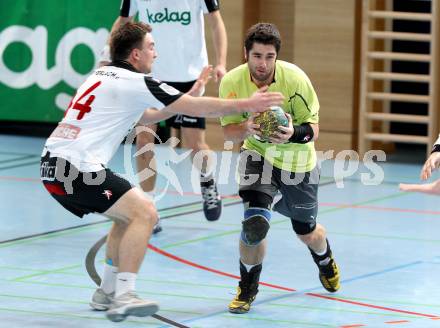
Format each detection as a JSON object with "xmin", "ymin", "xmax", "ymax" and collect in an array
[
  {"xmin": 241, "ymin": 207, "xmax": 271, "ymax": 246},
  {"xmin": 290, "ymin": 219, "xmax": 316, "ymax": 235},
  {"xmin": 239, "ymin": 191, "xmax": 273, "ymax": 246}
]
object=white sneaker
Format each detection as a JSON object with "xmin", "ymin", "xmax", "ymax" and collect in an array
[
  {"xmin": 106, "ymin": 291, "xmax": 159, "ymax": 322},
  {"xmin": 90, "ymin": 288, "xmax": 114, "ymax": 311}
]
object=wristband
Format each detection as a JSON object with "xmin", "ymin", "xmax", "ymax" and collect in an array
[
  {"xmin": 431, "ymin": 144, "xmax": 440, "ymax": 153},
  {"xmin": 289, "ymin": 123, "xmax": 314, "ymax": 144}
]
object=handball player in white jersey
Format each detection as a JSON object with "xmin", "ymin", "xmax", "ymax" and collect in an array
[
  {"xmin": 101, "ymin": 0, "xmax": 228, "ymax": 231},
  {"xmin": 40, "ymin": 22, "xmax": 283, "ymax": 322}
]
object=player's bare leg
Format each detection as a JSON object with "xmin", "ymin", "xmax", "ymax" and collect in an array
[
  {"xmin": 135, "ymin": 124, "xmax": 162, "ymax": 233},
  {"xmin": 298, "ymin": 224, "xmax": 340, "ymax": 292},
  {"xmin": 229, "ymin": 240, "xmax": 266, "ymax": 314},
  {"xmin": 100, "ymin": 187, "xmax": 159, "ymax": 322},
  {"xmin": 136, "ymin": 124, "xmax": 158, "ymax": 193},
  {"xmin": 90, "ymin": 221, "xmax": 125, "ymax": 311}
]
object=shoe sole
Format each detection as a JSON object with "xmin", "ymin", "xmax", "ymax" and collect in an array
[
  {"xmin": 228, "ymin": 307, "xmax": 250, "ymax": 314},
  {"xmin": 90, "ymin": 301, "xmax": 110, "ymax": 311},
  {"xmin": 242, "ymin": 215, "xmax": 270, "ymax": 245},
  {"xmin": 106, "ymin": 303, "xmax": 159, "ymax": 322}
]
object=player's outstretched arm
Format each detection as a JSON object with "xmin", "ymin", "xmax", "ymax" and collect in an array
[
  {"xmin": 420, "ymin": 152, "xmax": 440, "ymax": 180},
  {"xmin": 140, "ymin": 67, "xmax": 214, "ymax": 125},
  {"xmin": 399, "ymin": 180, "xmax": 440, "ymax": 195},
  {"xmin": 399, "ymin": 142, "xmax": 440, "ymax": 195},
  {"xmin": 164, "ymin": 87, "xmax": 284, "ymax": 118},
  {"xmin": 186, "ymin": 66, "xmax": 213, "ymax": 97}
]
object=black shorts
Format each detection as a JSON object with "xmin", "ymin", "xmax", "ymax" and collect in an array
[
  {"xmin": 164, "ymin": 80, "xmax": 206, "ymax": 130},
  {"xmin": 238, "ymin": 149, "xmax": 320, "ymax": 225},
  {"xmin": 40, "ymin": 151, "xmax": 133, "ymax": 218}
]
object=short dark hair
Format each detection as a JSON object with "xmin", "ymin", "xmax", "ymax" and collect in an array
[
  {"xmin": 110, "ymin": 21, "xmax": 152, "ymax": 61},
  {"xmin": 244, "ymin": 23, "xmax": 281, "ymax": 55}
]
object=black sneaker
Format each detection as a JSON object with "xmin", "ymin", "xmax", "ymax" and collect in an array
[
  {"xmin": 309, "ymin": 240, "xmax": 340, "ymax": 292},
  {"xmin": 200, "ymin": 178, "xmax": 222, "ymax": 221},
  {"xmin": 228, "ymin": 262, "xmax": 262, "ymax": 314},
  {"xmin": 152, "ymin": 217, "xmax": 162, "ymax": 234}
]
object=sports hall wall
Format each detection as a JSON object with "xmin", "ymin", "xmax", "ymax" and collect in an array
[
  {"xmin": 203, "ymin": 0, "xmax": 360, "ymax": 153},
  {"xmin": 6, "ymin": 0, "xmax": 423, "ymax": 154}
]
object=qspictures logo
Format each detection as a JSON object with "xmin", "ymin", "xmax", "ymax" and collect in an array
[{"xmin": 146, "ymin": 8, "xmax": 191, "ymax": 26}]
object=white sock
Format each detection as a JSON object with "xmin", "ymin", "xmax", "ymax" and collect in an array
[
  {"xmin": 242, "ymin": 261, "xmax": 258, "ymax": 272},
  {"xmin": 313, "ymin": 242, "xmax": 331, "ymax": 266},
  {"xmin": 115, "ymin": 272, "xmax": 137, "ymax": 297},
  {"xmin": 313, "ymin": 243, "xmax": 327, "ymax": 256},
  {"xmin": 100, "ymin": 262, "xmax": 118, "ymax": 294},
  {"xmin": 200, "ymin": 171, "xmax": 213, "ymax": 178}
]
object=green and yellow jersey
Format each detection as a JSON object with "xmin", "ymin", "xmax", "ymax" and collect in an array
[{"xmin": 219, "ymin": 60, "xmax": 319, "ymax": 173}]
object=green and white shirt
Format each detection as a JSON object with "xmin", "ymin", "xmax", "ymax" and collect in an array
[
  {"xmin": 120, "ymin": 0, "xmax": 219, "ymax": 82},
  {"xmin": 220, "ymin": 60, "xmax": 319, "ymax": 173}
]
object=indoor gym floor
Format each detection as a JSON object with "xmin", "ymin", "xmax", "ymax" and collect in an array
[{"xmin": 0, "ymin": 134, "xmax": 440, "ymax": 328}]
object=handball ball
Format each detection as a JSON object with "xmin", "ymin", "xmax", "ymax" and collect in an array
[{"xmin": 254, "ymin": 106, "xmax": 289, "ymax": 142}]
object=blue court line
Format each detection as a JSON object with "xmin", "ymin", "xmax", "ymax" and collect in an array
[
  {"xmin": 339, "ymin": 260, "xmax": 423, "ymax": 285},
  {"xmin": 0, "ymin": 154, "xmax": 37, "ymax": 165},
  {"xmin": 0, "ymin": 160, "xmax": 40, "ymax": 171},
  {"xmin": 0, "ymin": 150, "xmax": 40, "ymax": 156},
  {"xmin": 169, "ymin": 260, "xmax": 426, "ymax": 327}
]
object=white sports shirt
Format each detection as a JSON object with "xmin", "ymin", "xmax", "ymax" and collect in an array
[
  {"xmin": 44, "ymin": 61, "xmax": 182, "ymax": 172},
  {"xmin": 120, "ymin": 0, "xmax": 220, "ymax": 82}
]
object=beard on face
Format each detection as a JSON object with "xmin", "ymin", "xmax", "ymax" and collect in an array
[{"xmin": 249, "ymin": 66, "xmax": 272, "ymax": 83}]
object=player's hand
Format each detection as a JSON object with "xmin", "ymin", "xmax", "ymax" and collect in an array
[
  {"xmin": 245, "ymin": 113, "xmax": 262, "ymax": 138},
  {"xmin": 187, "ymin": 65, "xmax": 213, "ymax": 97},
  {"xmin": 399, "ymin": 179, "xmax": 440, "ymax": 195},
  {"xmin": 246, "ymin": 86, "xmax": 284, "ymax": 113},
  {"xmin": 420, "ymin": 152, "xmax": 440, "ymax": 180},
  {"xmin": 269, "ymin": 113, "xmax": 294, "ymax": 144},
  {"xmin": 213, "ymin": 64, "xmax": 227, "ymax": 83}
]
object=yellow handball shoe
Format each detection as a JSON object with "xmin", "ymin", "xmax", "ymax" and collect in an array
[
  {"xmin": 318, "ymin": 257, "xmax": 340, "ymax": 293},
  {"xmin": 228, "ymin": 287, "xmax": 257, "ymax": 314}
]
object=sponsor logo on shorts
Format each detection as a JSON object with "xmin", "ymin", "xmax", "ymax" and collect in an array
[
  {"xmin": 102, "ymin": 190, "xmax": 113, "ymax": 200},
  {"xmin": 40, "ymin": 162, "xmax": 57, "ymax": 181},
  {"xmin": 182, "ymin": 116, "xmax": 197, "ymax": 123}
]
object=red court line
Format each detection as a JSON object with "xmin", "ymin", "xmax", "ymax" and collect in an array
[
  {"xmin": 340, "ymin": 325, "xmax": 366, "ymax": 328},
  {"xmin": 148, "ymin": 244, "xmax": 295, "ymax": 292},
  {"xmin": 306, "ymin": 293, "xmax": 438, "ymax": 318},
  {"xmin": 147, "ymin": 244, "xmax": 440, "ymax": 319},
  {"xmin": 385, "ymin": 320, "xmax": 410, "ymax": 324}
]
